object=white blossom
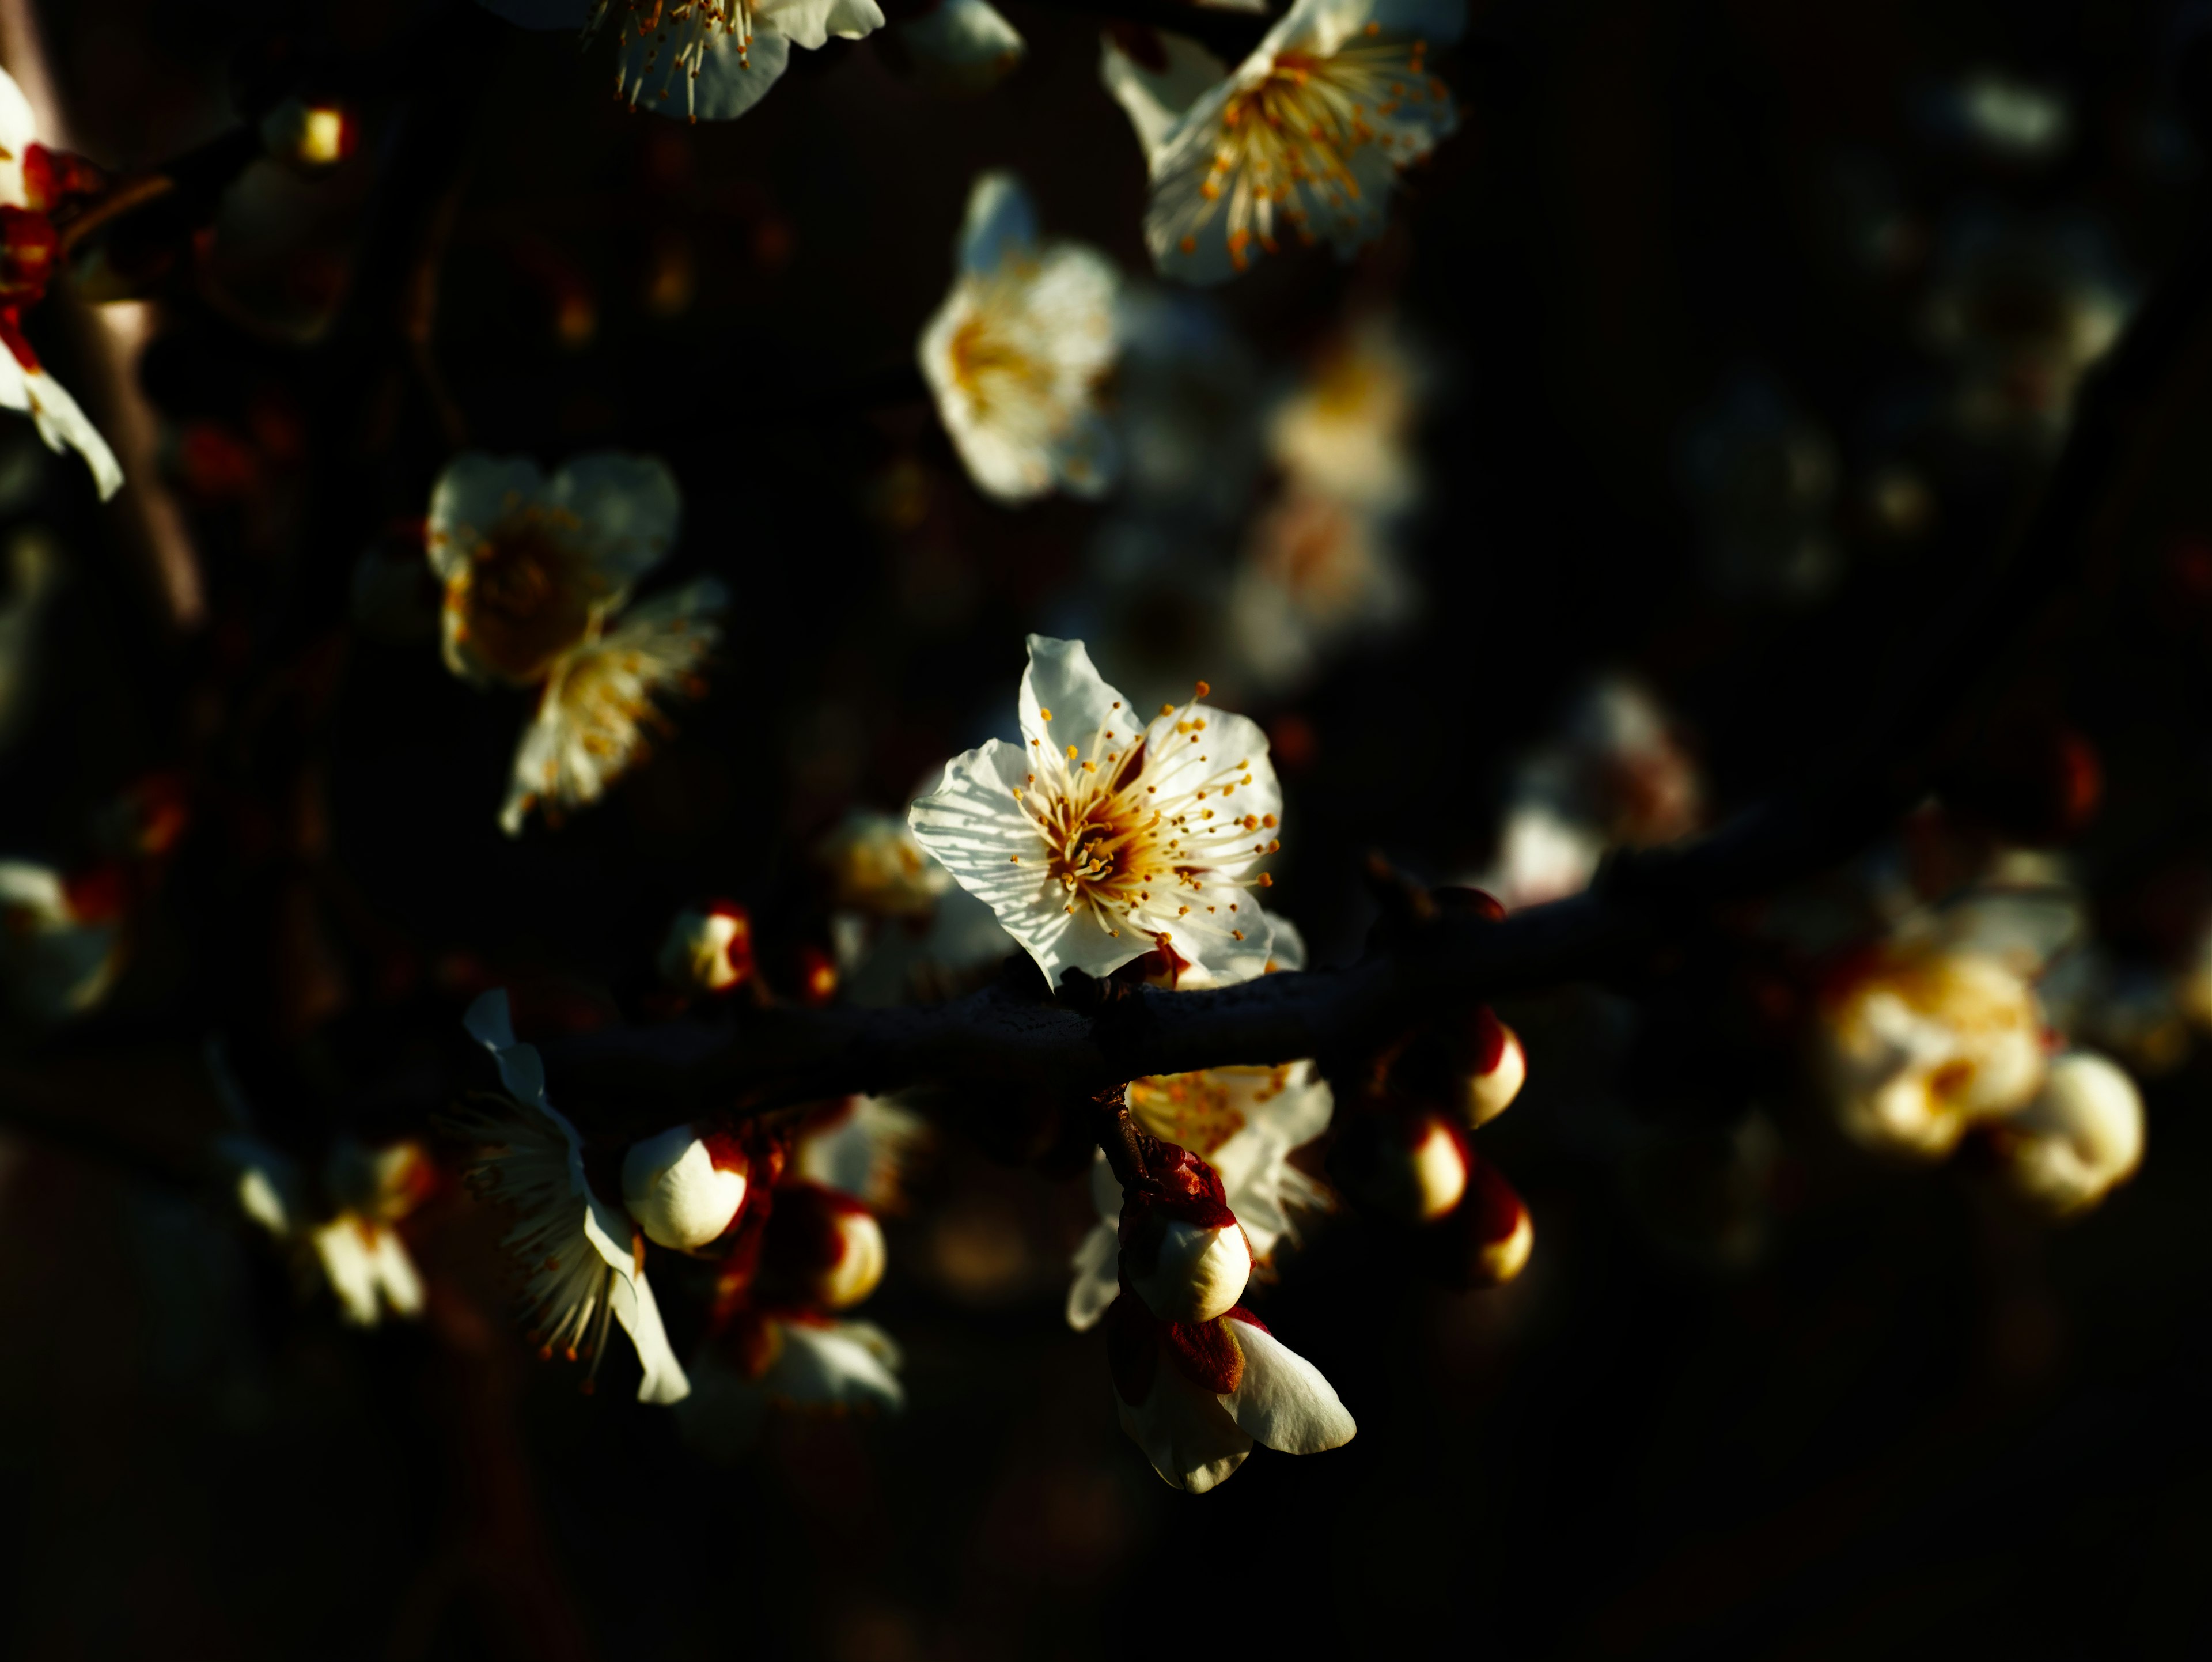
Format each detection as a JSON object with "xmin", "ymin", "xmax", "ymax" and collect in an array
[
  {"xmin": 919, "ymin": 172, "xmax": 1121, "ymax": 504},
  {"xmin": 1110, "ymin": 0, "xmax": 1466, "ymax": 285},
  {"xmin": 0, "ymin": 68, "xmax": 120, "ymax": 499},
  {"xmin": 893, "ymin": 0, "xmax": 1025, "ymax": 96},
  {"xmin": 224, "ymin": 1134, "xmax": 431, "ymax": 1327},
  {"xmin": 442, "ymin": 990, "xmax": 690, "ymax": 1403},
  {"xmin": 1990, "ymin": 1050, "xmax": 2145, "ymax": 1216},
  {"xmin": 1069, "ymin": 1061, "xmax": 1331, "ymax": 1331},
  {"xmin": 909, "ymin": 635, "xmax": 1282, "ymax": 987}
]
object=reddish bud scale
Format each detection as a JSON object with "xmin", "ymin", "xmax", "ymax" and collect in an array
[
  {"xmin": 1162, "ymin": 1311, "xmax": 1243, "ymax": 1394},
  {"xmin": 1105, "ymin": 1292, "xmax": 1270, "ymax": 1406},
  {"xmin": 759, "ymin": 1180, "xmax": 876, "ymax": 1278},
  {"xmin": 0, "ymin": 207, "xmax": 58, "ymax": 305},
  {"xmin": 0, "ymin": 310, "xmax": 39, "ymax": 372}
]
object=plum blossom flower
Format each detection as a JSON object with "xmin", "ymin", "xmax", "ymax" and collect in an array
[
  {"xmin": 793, "ymin": 1094, "xmax": 927, "ymax": 1213},
  {"xmin": 819, "ymin": 811, "xmax": 952, "ymax": 921},
  {"xmin": 1069, "ymin": 1062, "xmax": 1331, "ymax": 1331},
  {"xmin": 0, "ymin": 67, "xmax": 120, "ymax": 498},
  {"xmin": 677, "ymin": 1314, "xmax": 904, "ymax": 1457},
  {"xmin": 423, "ymin": 451, "xmax": 725, "ymax": 835},
  {"xmin": 226, "ymin": 1134, "xmax": 433, "ymax": 1327},
  {"xmin": 1105, "ymin": 0, "xmax": 1465, "ymax": 285},
  {"xmin": 919, "ymin": 172, "xmax": 1121, "ymax": 504},
  {"xmin": 0, "ymin": 858, "xmax": 125, "ymax": 1021},
  {"xmin": 908, "ymin": 635, "xmax": 1282, "ymax": 987},
  {"xmin": 1816, "ymin": 938, "xmax": 2051, "ymax": 1160},
  {"xmin": 1987, "ymin": 1049, "xmax": 2144, "ymax": 1216},
  {"xmin": 476, "ymin": 0, "xmax": 885, "ymax": 122},
  {"xmin": 1105, "ymin": 1295, "xmax": 1353, "ymax": 1493},
  {"xmin": 499, "ymin": 576, "xmax": 727, "ymax": 834},
  {"xmin": 441, "ymin": 990, "xmax": 690, "ymax": 1403}
]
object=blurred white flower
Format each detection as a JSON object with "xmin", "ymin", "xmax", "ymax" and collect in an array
[
  {"xmin": 1069, "ymin": 1062, "xmax": 1332, "ymax": 1331},
  {"xmin": 478, "ymin": 0, "xmax": 885, "ymax": 120},
  {"xmin": 676, "ymin": 1315, "xmax": 903, "ymax": 1457},
  {"xmin": 441, "ymin": 990, "xmax": 690, "ymax": 1403},
  {"xmin": 919, "ymin": 172, "xmax": 1121, "ymax": 504},
  {"xmin": 500, "ymin": 576, "xmax": 726, "ymax": 835},
  {"xmin": 426, "ymin": 451, "xmax": 681, "ymax": 687},
  {"xmin": 891, "ymin": 0, "xmax": 1025, "ymax": 96},
  {"xmin": 819, "ymin": 810, "xmax": 953, "ymax": 920},
  {"xmin": 910, "ymin": 634, "xmax": 1281, "ymax": 986},
  {"xmin": 0, "ymin": 67, "xmax": 121, "ymax": 499},
  {"xmin": 1268, "ymin": 315, "xmax": 1425, "ymax": 511},
  {"xmin": 224, "ymin": 1133, "xmax": 432, "ymax": 1327},
  {"xmin": 1988, "ymin": 1050, "xmax": 2143, "ymax": 1216},
  {"xmin": 1228, "ymin": 484, "xmax": 1414, "ymax": 691},
  {"xmin": 1126, "ymin": 0, "xmax": 1465, "ymax": 284},
  {"xmin": 794, "ymin": 1094, "xmax": 927, "ymax": 1212},
  {"xmin": 0, "ymin": 859, "xmax": 124, "ymax": 1021},
  {"xmin": 1106, "ymin": 1297, "xmax": 1354, "ymax": 1492}
]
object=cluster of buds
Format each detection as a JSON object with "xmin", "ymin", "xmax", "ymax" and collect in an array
[
  {"xmin": 1324, "ymin": 890, "xmax": 1535, "ymax": 1289},
  {"xmin": 1094, "ymin": 1097, "xmax": 1353, "ymax": 1492},
  {"xmin": 657, "ymin": 897, "xmax": 840, "ymax": 1011}
]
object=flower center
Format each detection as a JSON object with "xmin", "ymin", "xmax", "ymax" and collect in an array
[
  {"xmin": 453, "ymin": 517, "xmax": 602, "ymax": 683},
  {"xmin": 947, "ymin": 309, "xmax": 1044, "ymax": 412}
]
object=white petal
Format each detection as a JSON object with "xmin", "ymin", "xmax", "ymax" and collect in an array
[
  {"xmin": 548, "ymin": 452, "xmax": 683, "ymax": 592},
  {"xmin": 896, "ymin": 0, "xmax": 1025, "ymax": 96},
  {"xmin": 620, "ymin": 26, "xmax": 794, "ymax": 121},
  {"xmin": 608, "ymin": 1266, "xmax": 692, "ymax": 1404},
  {"xmin": 1066, "ymin": 1222, "xmax": 1120, "ymax": 1332},
  {"xmin": 426, "ymin": 454, "xmax": 546, "ymax": 584},
  {"xmin": 1099, "ymin": 29, "xmax": 1227, "ymax": 164},
  {"xmin": 0, "ymin": 364, "xmax": 124, "ymax": 501},
  {"xmin": 313, "ymin": 1220, "xmax": 384, "ymax": 1326},
  {"xmin": 364, "ymin": 1224, "xmax": 426, "ymax": 1318},
  {"xmin": 0, "ymin": 67, "xmax": 37, "ymax": 207},
  {"xmin": 760, "ymin": 1319, "xmax": 906, "ymax": 1411},
  {"xmin": 762, "ymin": 0, "xmax": 886, "ymax": 48},
  {"xmin": 1119, "ymin": 1357, "xmax": 1252, "ymax": 1492},
  {"xmin": 957, "ymin": 169, "xmax": 1040, "ymax": 276},
  {"xmin": 1017, "ymin": 634, "xmax": 1131, "ymax": 753},
  {"xmin": 1220, "ymin": 1316, "xmax": 1355, "ymax": 1454}
]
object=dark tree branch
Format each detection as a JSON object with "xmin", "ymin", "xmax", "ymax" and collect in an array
[{"xmin": 537, "ymin": 184, "xmax": 2212, "ymax": 1136}]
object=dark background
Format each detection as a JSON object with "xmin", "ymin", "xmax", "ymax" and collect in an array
[{"xmin": 5, "ymin": 0, "xmax": 2212, "ymax": 1656}]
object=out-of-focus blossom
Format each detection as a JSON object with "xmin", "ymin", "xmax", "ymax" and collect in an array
[
  {"xmin": 1925, "ymin": 211, "xmax": 2135, "ymax": 448},
  {"xmin": 226, "ymin": 1135, "xmax": 433, "ymax": 1327},
  {"xmin": 819, "ymin": 810, "xmax": 952, "ymax": 920},
  {"xmin": 887, "ymin": 0, "xmax": 1025, "ymax": 95},
  {"xmin": 426, "ymin": 452, "xmax": 680, "ymax": 687},
  {"xmin": 919, "ymin": 172, "xmax": 1120, "ymax": 505},
  {"xmin": 678, "ymin": 1314, "xmax": 904, "ymax": 1457},
  {"xmin": 0, "ymin": 67, "xmax": 121, "ymax": 499},
  {"xmin": 660, "ymin": 900, "xmax": 756, "ymax": 993},
  {"xmin": 0, "ymin": 859, "xmax": 124, "ymax": 1021},
  {"xmin": 1918, "ymin": 70, "xmax": 2073, "ymax": 163},
  {"xmin": 910, "ymin": 634, "xmax": 1281, "ymax": 986},
  {"xmin": 1113, "ymin": 0, "xmax": 1465, "ymax": 284},
  {"xmin": 1267, "ymin": 315, "xmax": 1423, "ymax": 512},
  {"xmin": 1987, "ymin": 1049, "xmax": 2143, "ymax": 1216},
  {"xmin": 1472, "ymin": 677, "xmax": 1704, "ymax": 910},
  {"xmin": 441, "ymin": 990, "xmax": 690, "ymax": 1402},
  {"xmin": 1069, "ymin": 1063, "xmax": 1331, "ymax": 1331},
  {"xmin": 1105, "ymin": 1295, "xmax": 1353, "ymax": 1492},
  {"xmin": 500, "ymin": 574, "xmax": 725, "ymax": 834},
  {"xmin": 479, "ymin": 0, "xmax": 886, "ymax": 121},
  {"xmin": 762, "ymin": 1180, "xmax": 889, "ymax": 1308},
  {"xmin": 1679, "ymin": 369, "xmax": 1842, "ymax": 604},
  {"xmin": 793, "ymin": 1095, "xmax": 927, "ymax": 1212},
  {"xmin": 1815, "ymin": 940, "xmax": 2050, "ymax": 1160},
  {"xmin": 1229, "ymin": 484, "xmax": 1414, "ymax": 690}
]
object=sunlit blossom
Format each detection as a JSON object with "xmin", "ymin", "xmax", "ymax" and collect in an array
[
  {"xmin": 441, "ymin": 990, "xmax": 690, "ymax": 1403},
  {"xmin": 0, "ymin": 67, "xmax": 120, "ymax": 499},
  {"xmin": 918, "ymin": 172, "xmax": 1120, "ymax": 504},
  {"xmin": 1124, "ymin": 0, "xmax": 1466, "ymax": 285},
  {"xmin": 1105, "ymin": 1296, "xmax": 1353, "ymax": 1492},
  {"xmin": 909, "ymin": 635, "xmax": 1282, "ymax": 987},
  {"xmin": 1069, "ymin": 1062, "xmax": 1331, "ymax": 1331},
  {"xmin": 677, "ymin": 1314, "xmax": 904, "ymax": 1457},
  {"xmin": 225, "ymin": 1133, "xmax": 433, "ymax": 1327},
  {"xmin": 1987, "ymin": 1049, "xmax": 2144, "ymax": 1216}
]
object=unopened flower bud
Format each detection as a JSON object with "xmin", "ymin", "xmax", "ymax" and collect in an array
[
  {"xmin": 1459, "ymin": 1008, "xmax": 1527, "ymax": 1127},
  {"xmin": 1331, "ymin": 1110, "xmax": 1468, "ymax": 1224},
  {"xmin": 1122, "ymin": 1210, "xmax": 1252, "ymax": 1324},
  {"xmin": 763, "ymin": 1182, "xmax": 889, "ymax": 1309},
  {"xmin": 622, "ymin": 1124, "xmax": 749, "ymax": 1252},
  {"xmin": 659, "ymin": 902, "xmax": 754, "ymax": 994},
  {"xmin": 1990, "ymin": 1050, "xmax": 2144, "ymax": 1216},
  {"xmin": 1459, "ymin": 1157, "xmax": 1534, "ymax": 1285},
  {"xmin": 259, "ymin": 97, "xmax": 358, "ymax": 172}
]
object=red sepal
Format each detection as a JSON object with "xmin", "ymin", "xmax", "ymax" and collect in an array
[{"xmin": 1162, "ymin": 1315, "xmax": 1244, "ymax": 1395}]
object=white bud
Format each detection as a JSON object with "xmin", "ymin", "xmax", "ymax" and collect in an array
[
  {"xmin": 1463, "ymin": 1023, "xmax": 1527, "ymax": 1127},
  {"xmin": 658, "ymin": 906, "xmax": 752, "ymax": 993},
  {"xmin": 1124, "ymin": 1217, "xmax": 1252, "ymax": 1324},
  {"xmin": 1995, "ymin": 1050, "xmax": 2144, "ymax": 1216},
  {"xmin": 1403, "ymin": 1116, "xmax": 1470, "ymax": 1221},
  {"xmin": 622, "ymin": 1125, "xmax": 748, "ymax": 1252},
  {"xmin": 816, "ymin": 1209, "xmax": 888, "ymax": 1310}
]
